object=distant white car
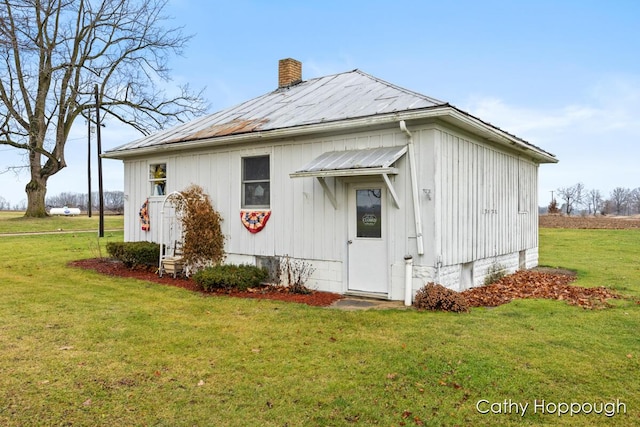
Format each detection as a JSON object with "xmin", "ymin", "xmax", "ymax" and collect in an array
[{"xmin": 49, "ymin": 206, "xmax": 81, "ymax": 216}]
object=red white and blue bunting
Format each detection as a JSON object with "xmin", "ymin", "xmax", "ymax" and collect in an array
[
  {"xmin": 240, "ymin": 210, "xmax": 271, "ymax": 233},
  {"xmin": 139, "ymin": 199, "xmax": 150, "ymax": 232}
]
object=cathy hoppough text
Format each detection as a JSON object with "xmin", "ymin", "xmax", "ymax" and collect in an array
[{"xmin": 476, "ymin": 399, "xmax": 627, "ymax": 418}]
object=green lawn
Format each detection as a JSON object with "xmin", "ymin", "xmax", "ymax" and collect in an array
[
  {"xmin": 0, "ymin": 223, "xmax": 638, "ymax": 426},
  {"xmin": 539, "ymin": 228, "xmax": 640, "ymax": 299},
  {"xmin": 0, "ymin": 211, "xmax": 124, "ymax": 234}
]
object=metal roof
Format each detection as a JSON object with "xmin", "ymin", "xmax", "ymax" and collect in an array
[
  {"xmin": 105, "ymin": 69, "xmax": 446, "ymax": 153},
  {"xmin": 103, "ymin": 67, "xmax": 557, "ymax": 164},
  {"xmin": 290, "ymin": 146, "xmax": 407, "ymax": 178}
]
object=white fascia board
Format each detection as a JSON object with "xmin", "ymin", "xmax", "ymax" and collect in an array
[
  {"xmin": 101, "ymin": 110, "xmax": 444, "ymax": 160},
  {"xmin": 102, "ymin": 106, "xmax": 557, "ymax": 164}
]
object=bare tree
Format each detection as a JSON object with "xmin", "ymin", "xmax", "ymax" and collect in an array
[
  {"xmin": 0, "ymin": 0, "xmax": 207, "ymax": 217},
  {"xmin": 45, "ymin": 189, "xmax": 122, "ymax": 213},
  {"xmin": 104, "ymin": 190, "xmax": 124, "ymax": 213},
  {"xmin": 12, "ymin": 200, "xmax": 26, "ymax": 211},
  {"xmin": 609, "ymin": 187, "xmax": 631, "ymax": 215},
  {"xmin": 586, "ymin": 188, "xmax": 603, "ymax": 216},
  {"xmin": 46, "ymin": 191, "xmax": 83, "ymax": 208},
  {"xmin": 557, "ymin": 183, "xmax": 584, "ymax": 215},
  {"xmin": 630, "ymin": 188, "xmax": 640, "ymax": 215}
]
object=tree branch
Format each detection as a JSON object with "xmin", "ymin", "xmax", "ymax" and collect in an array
[{"xmin": 0, "ymin": 0, "xmax": 208, "ymax": 215}]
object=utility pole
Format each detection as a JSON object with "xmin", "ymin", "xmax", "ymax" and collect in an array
[
  {"xmin": 95, "ymin": 85, "xmax": 104, "ymax": 237},
  {"xmin": 87, "ymin": 107, "xmax": 92, "ymax": 218}
]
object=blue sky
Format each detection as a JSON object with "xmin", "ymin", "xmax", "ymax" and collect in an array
[{"xmin": 1, "ymin": 0, "xmax": 638, "ymax": 208}]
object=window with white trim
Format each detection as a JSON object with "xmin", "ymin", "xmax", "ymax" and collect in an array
[
  {"xmin": 242, "ymin": 155, "xmax": 270, "ymax": 208},
  {"xmin": 149, "ymin": 163, "xmax": 166, "ymax": 196}
]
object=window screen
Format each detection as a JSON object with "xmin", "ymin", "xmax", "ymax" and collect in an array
[{"xmin": 242, "ymin": 156, "xmax": 270, "ymax": 208}]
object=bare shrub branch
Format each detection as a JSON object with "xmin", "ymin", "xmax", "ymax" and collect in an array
[{"xmin": 168, "ymin": 185, "xmax": 225, "ymax": 276}]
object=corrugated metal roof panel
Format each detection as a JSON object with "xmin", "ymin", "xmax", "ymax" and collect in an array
[
  {"xmin": 107, "ymin": 70, "xmax": 444, "ymax": 153},
  {"xmin": 293, "ymin": 146, "xmax": 408, "ymax": 174},
  {"xmin": 104, "ymin": 66, "xmax": 557, "ymax": 163}
]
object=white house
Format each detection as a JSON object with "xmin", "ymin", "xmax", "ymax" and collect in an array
[{"xmin": 103, "ymin": 58, "xmax": 557, "ymax": 301}]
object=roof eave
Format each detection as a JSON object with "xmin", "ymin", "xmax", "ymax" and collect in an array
[
  {"xmin": 102, "ymin": 105, "xmax": 557, "ymax": 164},
  {"xmin": 440, "ymin": 106, "xmax": 558, "ymax": 164},
  {"xmin": 101, "ymin": 108, "xmax": 443, "ymax": 159}
]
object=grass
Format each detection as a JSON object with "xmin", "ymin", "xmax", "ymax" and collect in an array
[
  {"xmin": 0, "ymin": 222, "xmax": 638, "ymax": 426},
  {"xmin": 539, "ymin": 228, "xmax": 640, "ymax": 299},
  {"xmin": 0, "ymin": 211, "xmax": 124, "ymax": 234}
]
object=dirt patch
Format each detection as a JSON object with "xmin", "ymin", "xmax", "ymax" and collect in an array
[
  {"xmin": 530, "ymin": 266, "xmax": 577, "ymax": 276},
  {"xmin": 461, "ymin": 270, "xmax": 619, "ymax": 309},
  {"xmin": 68, "ymin": 258, "xmax": 343, "ymax": 307},
  {"xmin": 540, "ymin": 215, "xmax": 640, "ymax": 229}
]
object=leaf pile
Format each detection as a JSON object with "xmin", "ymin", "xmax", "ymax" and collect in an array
[{"xmin": 461, "ymin": 271, "xmax": 619, "ymax": 309}]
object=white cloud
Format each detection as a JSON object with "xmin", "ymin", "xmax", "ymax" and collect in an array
[
  {"xmin": 464, "ymin": 97, "xmax": 602, "ymax": 138},
  {"xmin": 465, "ymin": 74, "xmax": 640, "ymax": 137},
  {"xmin": 462, "ymin": 75, "xmax": 640, "ymax": 202}
]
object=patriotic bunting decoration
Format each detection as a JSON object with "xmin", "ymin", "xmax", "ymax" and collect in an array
[
  {"xmin": 139, "ymin": 199, "xmax": 150, "ymax": 231},
  {"xmin": 240, "ymin": 210, "xmax": 271, "ymax": 233}
]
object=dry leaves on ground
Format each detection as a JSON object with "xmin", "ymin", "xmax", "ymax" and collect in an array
[
  {"xmin": 70, "ymin": 259, "xmax": 623, "ymax": 310},
  {"xmin": 461, "ymin": 270, "xmax": 619, "ymax": 309}
]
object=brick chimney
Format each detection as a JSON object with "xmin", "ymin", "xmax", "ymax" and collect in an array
[{"xmin": 278, "ymin": 58, "xmax": 302, "ymax": 88}]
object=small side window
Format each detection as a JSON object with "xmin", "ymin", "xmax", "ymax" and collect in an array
[
  {"xmin": 242, "ymin": 155, "xmax": 270, "ymax": 208},
  {"xmin": 518, "ymin": 159, "xmax": 530, "ymax": 213},
  {"xmin": 150, "ymin": 163, "xmax": 166, "ymax": 196}
]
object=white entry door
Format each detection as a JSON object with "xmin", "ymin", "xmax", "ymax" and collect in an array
[{"xmin": 347, "ymin": 184, "xmax": 388, "ymax": 294}]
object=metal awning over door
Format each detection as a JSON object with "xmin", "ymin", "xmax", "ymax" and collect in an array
[{"xmin": 289, "ymin": 146, "xmax": 407, "ymax": 209}]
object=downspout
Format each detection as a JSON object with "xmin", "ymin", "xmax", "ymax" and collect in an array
[
  {"xmin": 404, "ymin": 255, "xmax": 413, "ymax": 306},
  {"xmin": 399, "ymin": 120, "xmax": 424, "ymax": 255},
  {"xmin": 159, "ymin": 197, "xmax": 165, "ymax": 274}
]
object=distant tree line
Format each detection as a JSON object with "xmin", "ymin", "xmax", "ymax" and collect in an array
[
  {"xmin": 46, "ymin": 191, "xmax": 125, "ymax": 214},
  {"xmin": 547, "ymin": 183, "xmax": 640, "ymax": 216},
  {"xmin": 0, "ymin": 196, "xmax": 21, "ymax": 211},
  {"xmin": 0, "ymin": 191, "xmax": 124, "ymax": 214}
]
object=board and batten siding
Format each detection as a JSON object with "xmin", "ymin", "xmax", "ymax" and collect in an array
[
  {"xmin": 121, "ymin": 122, "xmax": 541, "ymax": 296},
  {"xmin": 433, "ymin": 127, "xmax": 539, "ymax": 267},
  {"xmin": 122, "ymin": 127, "xmax": 415, "ymax": 266}
]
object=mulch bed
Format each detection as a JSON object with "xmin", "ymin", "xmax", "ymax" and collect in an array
[
  {"xmin": 69, "ymin": 258, "xmax": 624, "ymax": 310},
  {"xmin": 68, "ymin": 258, "xmax": 343, "ymax": 307}
]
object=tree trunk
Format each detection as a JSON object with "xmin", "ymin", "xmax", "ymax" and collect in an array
[
  {"xmin": 25, "ymin": 177, "xmax": 48, "ymax": 217},
  {"xmin": 0, "ymin": 0, "xmax": 207, "ymax": 215}
]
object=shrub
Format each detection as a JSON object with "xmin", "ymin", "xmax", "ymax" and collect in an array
[
  {"xmin": 413, "ymin": 282, "xmax": 469, "ymax": 313},
  {"xmin": 106, "ymin": 241, "xmax": 160, "ymax": 269},
  {"xmin": 193, "ymin": 264, "xmax": 269, "ymax": 292},
  {"xmin": 168, "ymin": 185, "xmax": 225, "ymax": 276},
  {"xmin": 547, "ymin": 198, "xmax": 561, "ymax": 214},
  {"xmin": 280, "ymin": 255, "xmax": 315, "ymax": 294}
]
